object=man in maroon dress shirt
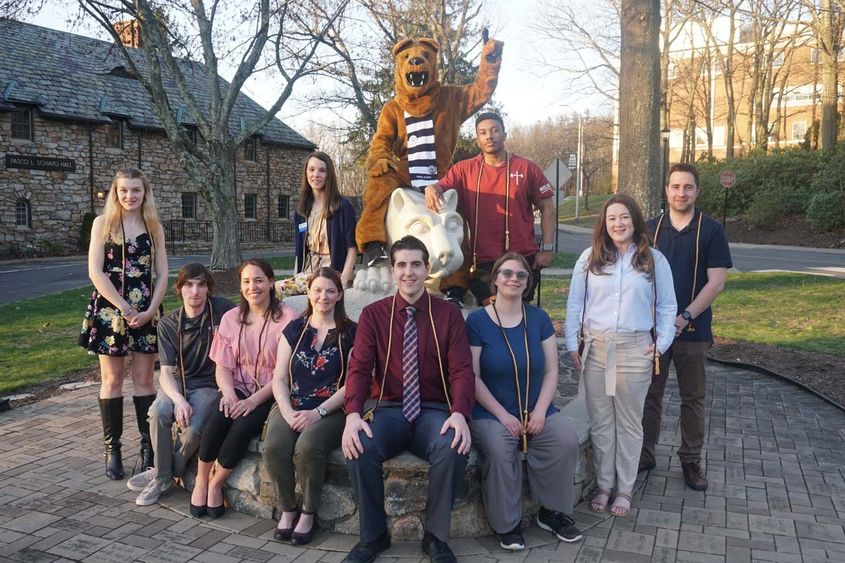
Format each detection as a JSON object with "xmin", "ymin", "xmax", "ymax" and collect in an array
[{"xmin": 341, "ymin": 235, "xmax": 475, "ymax": 563}]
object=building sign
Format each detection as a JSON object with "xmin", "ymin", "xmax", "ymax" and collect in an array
[{"xmin": 5, "ymin": 154, "xmax": 77, "ymax": 172}]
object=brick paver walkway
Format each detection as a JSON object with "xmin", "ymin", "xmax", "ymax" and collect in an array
[{"xmin": 2, "ymin": 361, "xmax": 844, "ymax": 562}]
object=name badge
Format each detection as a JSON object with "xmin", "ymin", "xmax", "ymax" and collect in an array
[{"xmin": 298, "ymin": 222, "xmax": 308, "ymax": 233}]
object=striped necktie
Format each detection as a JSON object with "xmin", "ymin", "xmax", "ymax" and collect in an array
[{"xmin": 402, "ymin": 306, "xmax": 420, "ymax": 422}]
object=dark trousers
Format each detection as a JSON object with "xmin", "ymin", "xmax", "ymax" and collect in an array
[
  {"xmin": 197, "ymin": 390, "xmax": 272, "ymax": 469},
  {"xmin": 346, "ymin": 405, "xmax": 467, "ymax": 543},
  {"xmin": 640, "ymin": 340, "xmax": 711, "ymax": 465}
]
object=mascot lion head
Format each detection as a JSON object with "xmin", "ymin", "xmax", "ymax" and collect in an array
[{"xmin": 392, "ymin": 38, "xmax": 442, "ymax": 116}]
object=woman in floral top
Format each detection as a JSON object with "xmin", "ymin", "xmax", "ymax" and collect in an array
[
  {"xmin": 263, "ymin": 267, "xmax": 356, "ymax": 545},
  {"xmin": 80, "ymin": 167, "xmax": 169, "ymax": 480}
]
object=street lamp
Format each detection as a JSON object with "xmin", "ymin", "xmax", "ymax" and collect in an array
[{"xmin": 661, "ymin": 127, "xmax": 670, "ymax": 212}]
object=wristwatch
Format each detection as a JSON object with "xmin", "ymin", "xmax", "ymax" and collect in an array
[
  {"xmin": 316, "ymin": 406, "xmax": 327, "ymax": 418},
  {"xmin": 681, "ymin": 310, "xmax": 693, "ymax": 322},
  {"xmin": 540, "ymin": 242, "xmax": 554, "ymax": 251}
]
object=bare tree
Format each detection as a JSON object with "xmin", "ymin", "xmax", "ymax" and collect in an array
[
  {"xmin": 804, "ymin": 0, "xmax": 843, "ymax": 149},
  {"xmin": 618, "ymin": 0, "xmax": 661, "ymax": 215},
  {"xmin": 70, "ymin": 0, "xmax": 343, "ymax": 269},
  {"xmin": 532, "ymin": 0, "xmax": 622, "ymax": 105},
  {"xmin": 301, "ymin": 0, "xmax": 487, "ymax": 155}
]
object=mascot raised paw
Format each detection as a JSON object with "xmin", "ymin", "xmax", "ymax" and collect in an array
[
  {"xmin": 353, "ymin": 188, "xmax": 464, "ymax": 295},
  {"xmin": 354, "ymin": 32, "xmax": 504, "ymax": 267}
]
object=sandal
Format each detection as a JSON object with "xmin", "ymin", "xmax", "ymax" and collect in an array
[
  {"xmin": 610, "ymin": 492, "xmax": 632, "ymax": 517},
  {"xmin": 590, "ymin": 489, "xmax": 611, "ymax": 512}
]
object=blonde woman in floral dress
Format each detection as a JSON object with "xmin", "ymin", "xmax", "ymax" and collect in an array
[{"xmin": 80, "ymin": 167, "xmax": 168, "ymax": 481}]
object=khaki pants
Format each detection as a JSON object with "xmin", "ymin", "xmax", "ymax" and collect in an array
[
  {"xmin": 581, "ymin": 329, "xmax": 653, "ymax": 494},
  {"xmin": 640, "ymin": 339, "xmax": 710, "ymax": 465}
]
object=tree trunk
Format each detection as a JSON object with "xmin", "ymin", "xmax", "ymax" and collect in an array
[
  {"xmin": 820, "ymin": 51, "xmax": 839, "ymax": 150},
  {"xmin": 618, "ymin": 0, "xmax": 661, "ymax": 217},
  {"xmin": 206, "ymin": 147, "xmax": 242, "ymax": 270}
]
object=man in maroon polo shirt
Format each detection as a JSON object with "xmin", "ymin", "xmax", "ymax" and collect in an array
[{"xmin": 341, "ymin": 235, "xmax": 474, "ymax": 563}]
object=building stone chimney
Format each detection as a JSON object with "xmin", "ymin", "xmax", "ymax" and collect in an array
[{"xmin": 113, "ymin": 19, "xmax": 143, "ymax": 48}]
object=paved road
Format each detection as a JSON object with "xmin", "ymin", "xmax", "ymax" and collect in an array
[
  {"xmin": 0, "ymin": 249, "xmax": 293, "ymax": 305},
  {"xmin": 556, "ymin": 226, "xmax": 845, "ymax": 278},
  {"xmin": 2, "ymin": 361, "xmax": 844, "ymax": 561},
  {"xmin": 1, "ymin": 231, "xmax": 843, "ymax": 305}
]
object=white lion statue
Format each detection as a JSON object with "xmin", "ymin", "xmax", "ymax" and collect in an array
[{"xmin": 353, "ymin": 188, "xmax": 464, "ymax": 295}]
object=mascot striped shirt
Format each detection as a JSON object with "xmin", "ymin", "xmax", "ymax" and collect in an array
[{"xmin": 405, "ymin": 112, "xmax": 437, "ymax": 192}]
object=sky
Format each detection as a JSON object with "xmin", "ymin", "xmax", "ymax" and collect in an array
[{"xmin": 25, "ymin": 0, "xmax": 604, "ymax": 132}]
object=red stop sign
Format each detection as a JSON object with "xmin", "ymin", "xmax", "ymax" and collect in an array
[{"xmin": 720, "ymin": 170, "xmax": 736, "ymax": 188}]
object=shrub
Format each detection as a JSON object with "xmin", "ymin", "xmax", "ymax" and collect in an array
[
  {"xmin": 807, "ymin": 145, "xmax": 845, "ymax": 231},
  {"xmin": 79, "ymin": 212, "xmax": 97, "ymax": 252}
]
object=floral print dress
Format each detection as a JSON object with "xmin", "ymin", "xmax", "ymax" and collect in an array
[
  {"xmin": 284, "ymin": 317, "xmax": 356, "ymax": 410},
  {"xmin": 79, "ymin": 232, "xmax": 158, "ymax": 356}
]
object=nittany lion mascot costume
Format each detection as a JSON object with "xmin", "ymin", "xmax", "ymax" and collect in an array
[{"xmin": 356, "ymin": 35, "xmax": 504, "ymax": 265}]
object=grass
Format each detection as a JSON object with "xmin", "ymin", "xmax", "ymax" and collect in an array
[
  {"xmin": 558, "ymin": 193, "xmax": 612, "ymax": 222},
  {"xmin": 535, "ymin": 271, "xmax": 845, "ymax": 357},
  {"xmin": 1, "ymin": 270, "xmax": 840, "ymax": 395},
  {"xmin": 266, "ymin": 256, "xmax": 296, "ymax": 269},
  {"xmin": 0, "ymin": 288, "xmax": 181, "ymax": 394}
]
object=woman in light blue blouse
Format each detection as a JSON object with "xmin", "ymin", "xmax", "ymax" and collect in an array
[{"xmin": 565, "ymin": 194, "xmax": 676, "ymax": 517}]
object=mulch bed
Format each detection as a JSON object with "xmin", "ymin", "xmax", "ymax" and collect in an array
[
  {"xmin": 708, "ymin": 337, "xmax": 845, "ymax": 407},
  {"xmin": 725, "ymin": 215, "xmax": 845, "ymax": 249}
]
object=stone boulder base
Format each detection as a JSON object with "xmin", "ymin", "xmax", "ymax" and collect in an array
[{"xmin": 185, "ymin": 395, "xmax": 593, "ymax": 540}]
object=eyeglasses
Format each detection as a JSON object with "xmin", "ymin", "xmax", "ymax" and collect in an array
[{"xmin": 498, "ymin": 269, "xmax": 529, "ymax": 281}]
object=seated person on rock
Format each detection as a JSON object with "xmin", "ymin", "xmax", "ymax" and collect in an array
[
  {"xmin": 467, "ymin": 253, "xmax": 582, "ymax": 551},
  {"xmin": 341, "ymin": 235, "xmax": 475, "ymax": 563},
  {"xmin": 263, "ymin": 267, "xmax": 357, "ymax": 546},
  {"xmin": 191, "ymin": 259, "xmax": 298, "ymax": 518},
  {"xmin": 127, "ymin": 263, "xmax": 235, "ymax": 505},
  {"xmin": 276, "ymin": 151, "xmax": 357, "ymax": 297},
  {"xmin": 425, "ymin": 112, "xmax": 556, "ymax": 306}
]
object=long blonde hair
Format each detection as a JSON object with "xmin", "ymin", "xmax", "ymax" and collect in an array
[{"xmin": 101, "ymin": 167, "xmax": 162, "ymax": 243}]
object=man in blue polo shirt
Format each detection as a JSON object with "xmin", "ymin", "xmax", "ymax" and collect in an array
[{"xmin": 639, "ymin": 162, "xmax": 732, "ymax": 491}]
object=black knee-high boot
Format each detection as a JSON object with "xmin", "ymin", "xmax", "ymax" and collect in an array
[
  {"xmin": 99, "ymin": 397, "xmax": 124, "ymax": 480},
  {"xmin": 133, "ymin": 394, "xmax": 156, "ymax": 471}
]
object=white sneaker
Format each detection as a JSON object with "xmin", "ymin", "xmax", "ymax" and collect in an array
[
  {"xmin": 135, "ymin": 478, "xmax": 172, "ymax": 506},
  {"xmin": 126, "ymin": 467, "xmax": 156, "ymax": 492}
]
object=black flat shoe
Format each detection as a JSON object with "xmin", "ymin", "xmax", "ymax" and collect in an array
[
  {"xmin": 291, "ymin": 512, "xmax": 315, "ymax": 546},
  {"xmin": 206, "ymin": 504, "xmax": 225, "ymax": 519},
  {"xmin": 273, "ymin": 510, "xmax": 300, "ymax": 542},
  {"xmin": 189, "ymin": 503, "xmax": 206, "ymax": 518}
]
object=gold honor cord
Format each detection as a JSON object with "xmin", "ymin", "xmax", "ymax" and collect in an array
[
  {"xmin": 363, "ymin": 293, "xmax": 452, "ymax": 422},
  {"xmin": 491, "ymin": 301, "xmax": 530, "ymax": 453},
  {"xmin": 471, "ymin": 154, "xmax": 511, "ymax": 274},
  {"xmin": 177, "ymin": 298, "xmax": 216, "ymax": 400},
  {"xmin": 653, "ymin": 211, "xmax": 702, "ymax": 332}
]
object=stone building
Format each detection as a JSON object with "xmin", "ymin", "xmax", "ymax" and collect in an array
[{"xmin": 0, "ymin": 19, "xmax": 315, "ymax": 257}]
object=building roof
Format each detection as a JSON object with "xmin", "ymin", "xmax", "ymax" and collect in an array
[{"xmin": 0, "ymin": 18, "xmax": 315, "ymax": 149}]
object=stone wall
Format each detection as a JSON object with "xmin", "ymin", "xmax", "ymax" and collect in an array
[{"xmin": 0, "ymin": 111, "xmax": 310, "ymax": 255}]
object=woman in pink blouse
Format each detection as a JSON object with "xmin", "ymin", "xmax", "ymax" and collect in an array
[{"xmin": 190, "ymin": 259, "xmax": 298, "ymax": 518}]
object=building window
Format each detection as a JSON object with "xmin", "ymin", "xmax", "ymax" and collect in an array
[
  {"xmin": 277, "ymin": 194, "xmax": 290, "ymax": 219},
  {"xmin": 107, "ymin": 120, "xmax": 124, "ymax": 149},
  {"xmin": 244, "ymin": 137, "xmax": 257, "ymax": 161},
  {"xmin": 15, "ymin": 198, "xmax": 31, "ymax": 228},
  {"xmin": 181, "ymin": 192, "xmax": 197, "ymax": 219},
  {"xmin": 244, "ymin": 193, "xmax": 258, "ymax": 219},
  {"xmin": 185, "ymin": 127, "xmax": 197, "ymax": 147},
  {"xmin": 11, "ymin": 108, "xmax": 33, "ymax": 140},
  {"xmin": 791, "ymin": 121, "xmax": 808, "ymax": 141}
]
